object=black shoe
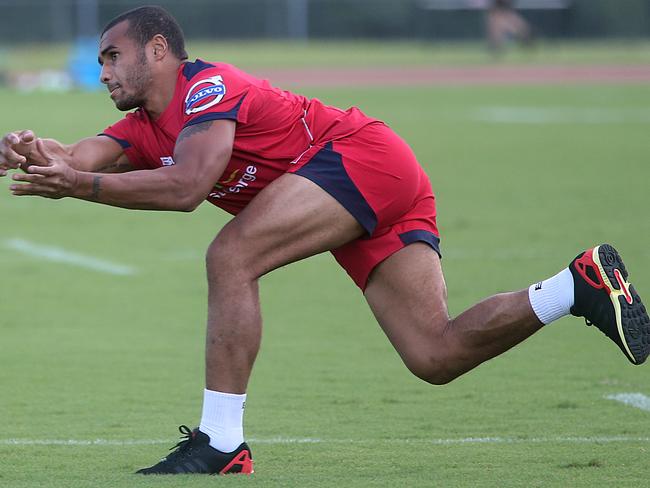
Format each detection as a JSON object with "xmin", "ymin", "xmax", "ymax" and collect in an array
[
  {"xmin": 569, "ymin": 244, "xmax": 650, "ymax": 365},
  {"xmin": 136, "ymin": 425, "xmax": 253, "ymax": 475}
]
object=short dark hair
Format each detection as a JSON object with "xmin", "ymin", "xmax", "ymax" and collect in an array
[{"xmin": 102, "ymin": 5, "xmax": 188, "ymax": 61}]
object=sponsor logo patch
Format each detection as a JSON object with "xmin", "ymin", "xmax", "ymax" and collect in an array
[
  {"xmin": 209, "ymin": 165, "xmax": 257, "ymax": 200},
  {"xmin": 160, "ymin": 156, "xmax": 175, "ymax": 166},
  {"xmin": 184, "ymin": 75, "xmax": 226, "ymax": 115}
]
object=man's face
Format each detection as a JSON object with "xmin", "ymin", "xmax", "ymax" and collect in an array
[{"xmin": 98, "ymin": 21, "xmax": 153, "ymax": 111}]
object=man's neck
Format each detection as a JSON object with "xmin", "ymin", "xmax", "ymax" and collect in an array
[{"xmin": 142, "ymin": 62, "xmax": 182, "ymax": 120}]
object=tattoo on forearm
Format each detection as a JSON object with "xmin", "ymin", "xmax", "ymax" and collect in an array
[
  {"xmin": 176, "ymin": 121, "xmax": 214, "ymax": 145},
  {"xmin": 91, "ymin": 175, "xmax": 103, "ymax": 200}
]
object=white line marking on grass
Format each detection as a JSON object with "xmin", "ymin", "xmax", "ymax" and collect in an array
[
  {"xmin": 2, "ymin": 435, "xmax": 649, "ymax": 447},
  {"xmin": 472, "ymin": 107, "xmax": 650, "ymax": 124},
  {"xmin": 0, "ymin": 439, "xmax": 169, "ymax": 446},
  {"xmin": 3, "ymin": 238, "xmax": 136, "ymax": 276},
  {"xmin": 606, "ymin": 393, "xmax": 650, "ymax": 412},
  {"xmin": 262, "ymin": 436, "xmax": 650, "ymax": 445}
]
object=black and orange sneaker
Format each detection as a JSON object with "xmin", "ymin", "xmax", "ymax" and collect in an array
[
  {"xmin": 136, "ymin": 425, "xmax": 253, "ymax": 475},
  {"xmin": 569, "ymin": 244, "xmax": 649, "ymax": 365}
]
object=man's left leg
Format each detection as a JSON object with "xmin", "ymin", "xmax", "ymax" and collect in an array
[{"xmin": 137, "ymin": 173, "xmax": 365, "ymax": 475}]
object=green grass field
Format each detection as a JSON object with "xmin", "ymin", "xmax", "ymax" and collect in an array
[
  {"xmin": 0, "ymin": 42, "xmax": 649, "ymax": 487},
  {"xmin": 4, "ymin": 40, "xmax": 650, "ymax": 72}
]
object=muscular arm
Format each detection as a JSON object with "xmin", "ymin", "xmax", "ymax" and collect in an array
[
  {"xmin": 13, "ymin": 120, "xmax": 235, "ymax": 212},
  {"xmin": 32, "ymin": 136, "xmax": 133, "ymax": 173},
  {"xmin": 2, "ymin": 130, "xmax": 131, "ymax": 174}
]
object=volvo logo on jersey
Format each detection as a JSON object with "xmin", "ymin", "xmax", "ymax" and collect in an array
[{"xmin": 184, "ymin": 75, "xmax": 226, "ymax": 115}]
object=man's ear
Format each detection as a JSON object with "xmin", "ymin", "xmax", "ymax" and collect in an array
[{"xmin": 150, "ymin": 34, "xmax": 168, "ymax": 60}]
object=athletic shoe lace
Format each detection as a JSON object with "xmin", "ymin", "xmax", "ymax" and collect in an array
[{"xmin": 166, "ymin": 425, "xmax": 196, "ymax": 459}]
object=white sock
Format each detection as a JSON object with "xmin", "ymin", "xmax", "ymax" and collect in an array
[
  {"xmin": 528, "ymin": 268, "xmax": 575, "ymax": 325},
  {"xmin": 199, "ymin": 389, "xmax": 246, "ymax": 453}
]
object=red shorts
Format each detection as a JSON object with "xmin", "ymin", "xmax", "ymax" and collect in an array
[{"xmin": 288, "ymin": 122, "xmax": 440, "ymax": 290}]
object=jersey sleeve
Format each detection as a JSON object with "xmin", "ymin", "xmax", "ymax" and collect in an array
[
  {"xmin": 181, "ymin": 65, "xmax": 251, "ymax": 129},
  {"xmin": 99, "ymin": 113, "xmax": 148, "ymax": 169}
]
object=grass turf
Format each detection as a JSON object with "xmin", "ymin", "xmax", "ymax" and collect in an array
[
  {"xmin": 3, "ymin": 40, "xmax": 650, "ymax": 73},
  {"xmin": 0, "ymin": 61, "xmax": 649, "ymax": 486}
]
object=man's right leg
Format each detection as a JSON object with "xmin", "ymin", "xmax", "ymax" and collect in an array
[
  {"xmin": 364, "ymin": 243, "xmax": 545, "ymax": 384},
  {"xmin": 364, "ymin": 243, "xmax": 649, "ymax": 385}
]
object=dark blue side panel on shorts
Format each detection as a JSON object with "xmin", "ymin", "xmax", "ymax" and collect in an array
[
  {"xmin": 295, "ymin": 142, "xmax": 377, "ymax": 235},
  {"xmin": 399, "ymin": 230, "xmax": 442, "ymax": 258}
]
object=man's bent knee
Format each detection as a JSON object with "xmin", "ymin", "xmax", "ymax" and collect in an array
[
  {"xmin": 403, "ymin": 353, "xmax": 461, "ymax": 386},
  {"xmin": 206, "ymin": 231, "xmax": 258, "ymax": 284}
]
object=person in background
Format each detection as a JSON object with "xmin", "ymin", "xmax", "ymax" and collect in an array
[{"xmin": 486, "ymin": 0, "xmax": 534, "ymax": 54}]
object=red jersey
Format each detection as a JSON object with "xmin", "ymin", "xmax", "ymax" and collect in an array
[{"xmin": 101, "ymin": 59, "xmax": 378, "ymax": 215}]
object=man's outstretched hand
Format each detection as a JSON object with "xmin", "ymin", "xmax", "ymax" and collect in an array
[
  {"xmin": 10, "ymin": 139, "xmax": 78, "ymax": 199},
  {"xmin": 0, "ymin": 130, "xmax": 37, "ymax": 177}
]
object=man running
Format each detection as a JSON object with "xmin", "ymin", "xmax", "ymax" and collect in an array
[{"xmin": 1, "ymin": 5, "xmax": 648, "ymax": 476}]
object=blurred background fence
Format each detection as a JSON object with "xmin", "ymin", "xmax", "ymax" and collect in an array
[{"xmin": 1, "ymin": 0, "xmax": 650, "ymax": 43}]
